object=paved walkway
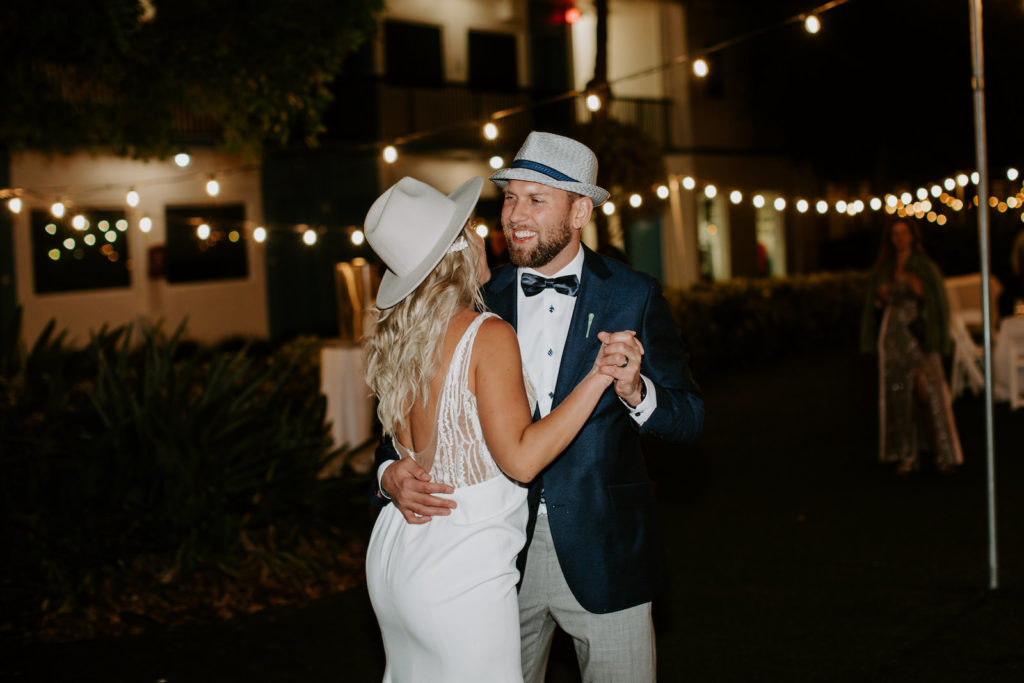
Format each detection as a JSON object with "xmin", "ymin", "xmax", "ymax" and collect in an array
[{"xmin": 5, "ymin": 348, "xmax": 1022, "ymax": 681}]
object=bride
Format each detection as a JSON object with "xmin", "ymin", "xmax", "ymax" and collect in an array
[{"xmin": 362, "ymin": 176, "xmax": 628, "ymax": 682}]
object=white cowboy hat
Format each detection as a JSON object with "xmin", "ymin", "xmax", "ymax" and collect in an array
[
  {"xmin": 489, "ymin": 131, "xmax": 609, "ymax": 206},
  {"xmin": 364, "ymin": 176, "xmax": 483, "ymax": 309}
]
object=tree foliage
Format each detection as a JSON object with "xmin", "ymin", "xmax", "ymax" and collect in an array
[{"xmin": 0, "ymin": 0, "xmax": 383, "ymax": 159}]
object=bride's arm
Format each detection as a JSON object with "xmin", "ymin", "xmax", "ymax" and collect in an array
[{"xmin": 474, "ymin": 317, "xmax": 616, "ymax": 483}]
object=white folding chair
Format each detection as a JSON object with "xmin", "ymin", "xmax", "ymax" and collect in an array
[{"xmin": 949, "ymin": 313, "xmax": 985, "ymax": 397}]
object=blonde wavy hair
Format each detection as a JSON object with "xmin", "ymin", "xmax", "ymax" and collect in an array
[{"xmin": 365, "ymin": 223, "xmax": 486, "ymax": 437}]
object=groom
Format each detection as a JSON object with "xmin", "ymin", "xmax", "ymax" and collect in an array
[{"xmin": 376, "ymin": 131, "xmax": 703, "ymax": 682}]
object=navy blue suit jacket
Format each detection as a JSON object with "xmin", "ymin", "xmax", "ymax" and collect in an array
[{"xmin": 372, "ymin": 246, "xmax": 703, "ymax": 613}]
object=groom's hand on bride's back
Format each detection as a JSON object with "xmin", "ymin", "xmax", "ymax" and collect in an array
[{"xmin": 381, "ymin": 456, "xmax": 458, "ymax": 525}]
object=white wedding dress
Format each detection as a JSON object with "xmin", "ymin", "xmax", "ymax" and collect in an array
[{"xmin": 366, "ymin": 312, "xmax": 529, "ymax": 683}]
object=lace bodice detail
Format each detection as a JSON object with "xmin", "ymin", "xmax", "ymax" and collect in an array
[{"xmin": 395, "ymin": 313, "xmax": 521, "ymax": 488}]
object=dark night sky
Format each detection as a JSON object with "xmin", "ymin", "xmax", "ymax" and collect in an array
[{"xmin": 688, "ymin": 0, "xmax": 1024, "ymax": 188}]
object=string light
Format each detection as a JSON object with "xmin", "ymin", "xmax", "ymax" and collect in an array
[
  {"xmin": 956, "ymin": 173, "xmax": 969, "ymax": 187},
  {"xmin": 804, "ymin": 14, "xmax": 821, "ymax": 34},
  {"xmin": 303, "ymin": 228, "xmax": 317, "ymax": 245},
  {"xmin": 944, "ymin": 177, "xmax": 956, "ymax": 191},
  {"xmin": 835, "ymin": 199, "xmax": 847, "ymax": 213},
  {"xmin": 72, "ymin": 215, "xmax": 87, "ymax": 230},
  {"xmin": 682, "ymin": 176, "xmax": 696, "ymax": 190},
  {"xmin": 352, "ymin": 229, "xmax": 367, "ymax": 245},
  {"xmin": 656, "ymin": 185, "xmax": 670, "ymax": 199},
  {"xmin": 51, "ymin": 202, "xmax": 66, "ymax": 218},
  {"xmin": 483, "ymin": 122, "xmax": 499, "ymax": 140},
  {"xmin": 197, "ymin": 223, "xmax": 211, "ymax": 240},
  {"xmin": 629, "ymin": 193, "xmax": 643, "ymax": 208},
  {"xmin": 585, "ymin": 93, "xmax": 602, "ymax": 112},
  {"xmin": 773, "ymin": 197, "xmax": 786, "ymax": 211},
  {"xmin": 970, "ymin": 171, "xmax": 980, "ymax": 184},
  {"xmin": 8, "ymin": 197, "xmax": 22, "ymax": 213},
  {"xmin": 474, "ymin": 223, "xmax": 488, "ymax": 239},
  {"xmin": 729, "ymin": 190, "xmax": 743, "ymax": 204},
  {"xmin": 796, "ymin": 199, "xmax": 809, "ymax": 213},
  {"xmin": 253, "ymin": 226, "xmax": 267, "ymax": 243},
  {"xmin": 382, "ymin": 145, "xmax": 398, "ymax": 164},
  {"xmin": 899, "ymin": 191, "xmax": 912, "ymax": 205},
  {"xmin": 703, "ymin": 184, "xmax": 717, "ymax": 199},
  {"xmin": 870, "ymin": 197, "xmax": 882, "ymax": 210},
  {"xmin": 1008, "ymin": 168, "xmax": 1019, "ymax": 182},
  {"xmin": 489, "ymin": 155, "xmax": 504, "ymax": 170},
  {"xmin": 692, "ymin": 58, "xmax": 709, "ymax": 78},
  {"xmin": 816, "ymin": 200, "xmax": 828, "ymax": 214},
  {"xmin": 174, "ymin": 153, "xmax": 191, "ymax": 168},
  {"xmin": 126, "ymin": 189, "xmax": 140, "ymax": 207},
  {"xmin": 139, "ymin": 216, "xmax": 152, "ymax": 232},
  {"xmin": 602, "ymin": 201, "xmax": 616, "ymax": 216},
  {"xmin": 752, "ymin": 194, "xmax": 765, "ymax": 208},
  {"xmin": 205, "ymin": 179, "xmax": 220, "ymax": 197}
]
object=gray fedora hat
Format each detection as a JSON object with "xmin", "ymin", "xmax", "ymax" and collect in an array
[
  {"xmin": 364, "ymin": 176, "xmax": 483, "ymax": 309},
  {"xmin": 490, "ymin": 131, "xmax": 609, "ymax": 206}
]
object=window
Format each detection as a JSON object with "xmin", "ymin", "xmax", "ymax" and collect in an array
[
  {"xmin": 385, "ymin": 20, "xmax": 443, "ymax": 86},
  {"xmin": 31, "ymin": 209, "xmax": 131, "ymax": 293},
  {"xmin": 469, "ymin": 30, "xmax": 517, "ymax": 90},
  {"xmin": 165, "ymin": 204, "xmax": 248, "ymax": 283}
]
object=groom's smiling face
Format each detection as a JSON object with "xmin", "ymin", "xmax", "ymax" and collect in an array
[{"xmin": 501, "ymin": 180, "xmax": 583, "ymax": 275}]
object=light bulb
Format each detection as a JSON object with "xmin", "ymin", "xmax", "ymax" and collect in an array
[
  {"xmin": 303, "ymin": 228, "xmax": 317, "ymax": 245},
  {"xmin": 51, "ymin": 202, "xmax": 66, "ymax": 218},
  {"xmin": 174, "ymin": 153, "xmax": 191, "ymax": 167},
  {"xmin": 753, "ymin": 194, "xmax": 765, "ymax": 208},
  {"xmin": 197, "ymin": 223, "xmax": 211, "ymax": 240},
  {"xmin": 870, "ymin": 197, "xmax": 882, "ymax": 211},
  {"xmin": 585, "ymin": 93, "xmax": 602, "ymax": 112},
  {"xmin": 692, "ymin": 58, "xmax": 709, "ymax": 78},
  {"xmin": 629, "ymin": 193, "xmax": 643, "ymax": 208},
  {"xmin": 352, "ymin": 229, "xmax": 366, "ymax": 245},
  {"xmin": 602, "ymin": 202, "xmax": 616, "ymax": 216},
  {"xmin": 206, "ymin": 179, "xmax": 220, "ymax": 197},
  {"xmin": 682, "ymin": 177, "xmax": 696, "ymax": 190},
  {"xmin": 773, "ymin": 197, "xmax": 786, "ymax": 211},
  {"xmin": 816, "ymin": 200, "xmax": 828, "ymax": 214},
  {"xmin": 7, "ymin": 197, "xmax": 22, "ymax": 213},
  {"xmin": 704, "ymin": 185, "xmax": 717, "ymax": 199},
  {"xmin": 139, "ymin": 216, "xmax": 153, "ymax": 232},
  {"xmin": 804, "ymin": 15, "xmax": 821, "ymax": 34},
  {"xmin": 796, "ymin": 199, "xmax": 809, "ymax": 213},
  {"xmin": 383, "ymin": 145, "xmax": 398, "ymax": 164},
  {"xmin": 253, "ymin": 226, "xmax": 267, "ymax": 243},
  {"xmin": 489, "ymin": 156, "xmax": 504, "ymax": 170},
  {"xmin": 729, "ymin": 190, "xmax": 742, "ymax": 204},
  {"xmin": 126, "ymin": 189, "xmax": 140, "ymax": 207},
  {"xmin": 656, "ymin": 185, "xmax": 669, "ymax": 200},
  {"xmin": 483, "ymin": 122, "xmax": 499, "ymax": 140}
]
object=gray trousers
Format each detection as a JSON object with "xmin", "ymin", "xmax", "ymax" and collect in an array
[{"xmin": 518, "ymin": 514, "xmax": 656, "ymax": 683}]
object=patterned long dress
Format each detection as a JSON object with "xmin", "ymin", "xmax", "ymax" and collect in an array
[{"xmin": 877, "ymin": 280, "xmax": 964, "ymax": 471}]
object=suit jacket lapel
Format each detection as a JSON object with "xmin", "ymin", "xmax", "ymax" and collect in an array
[
  {"xmin": 485, "ymin": 264, "xmax": 518, "ymax": 328},
  {"xmin": 553, "ymin": 247, "xmax": 612, "ymax": 406}
]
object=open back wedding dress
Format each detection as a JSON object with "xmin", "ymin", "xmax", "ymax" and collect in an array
[{"xmin": 366, "ymin": 312, "xmax": 529, "ymax": 682}]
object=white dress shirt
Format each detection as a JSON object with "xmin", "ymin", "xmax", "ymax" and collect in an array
[{"xmin": 516, "ymin": 245, "xmax": 656, "ymax": 422}]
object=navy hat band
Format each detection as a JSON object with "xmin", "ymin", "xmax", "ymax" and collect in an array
[{"xmin": 509, "ymin": 159, "xmax": 580, "ymax": 183}]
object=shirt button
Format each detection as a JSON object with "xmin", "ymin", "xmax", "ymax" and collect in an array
[
  {"xmin": 548, "ymin": 392, "xmax": 554, "ymax": 398},
  {"xmin": 548, "ymin": 305, "xmax": 555, "ymax": 313}
]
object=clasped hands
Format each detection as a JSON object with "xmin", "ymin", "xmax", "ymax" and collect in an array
[{"xmin": 380, "ymin": 329, "xmax": 645, "ymax": 524}]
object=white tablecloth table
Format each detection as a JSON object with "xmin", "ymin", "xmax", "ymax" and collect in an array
[
  {"xmin": 993, "ymin": 316, "xmax": 1024, "ymax": 402},
  {"xmin": 320, "ymin": 342, "xmax": 374, "ymax": 451}
]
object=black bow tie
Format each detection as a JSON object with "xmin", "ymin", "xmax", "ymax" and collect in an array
[{"xmin": 520, "ymin": 272, "xmax": 580, "ymax": 297}]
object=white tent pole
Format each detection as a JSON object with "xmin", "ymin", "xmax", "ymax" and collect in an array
[{"xmin": 968, "ymin": 0, "xmax": 998, "ymax": 591}]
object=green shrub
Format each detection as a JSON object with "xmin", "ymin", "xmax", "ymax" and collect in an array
[
  {"xmin": 0, "ymin": 314, "xmax": 348, "ymax": 634},
  {"xmin": 665, "ymin": 271, "xmax": 870, "ymax": 375}
]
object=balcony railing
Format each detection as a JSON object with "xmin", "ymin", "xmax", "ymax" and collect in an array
[{"xmin": 375, "ymin": 81, "xmax": 677, "ymax": 151}]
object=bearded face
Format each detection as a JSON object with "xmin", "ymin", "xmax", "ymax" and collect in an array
[{"xmin": 500, "ymin": 181, "xmax": 580, "ymax": 272}]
